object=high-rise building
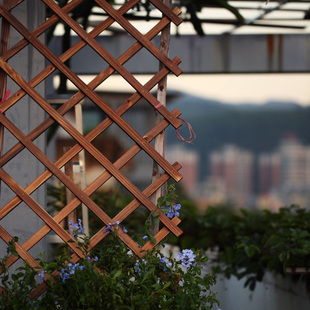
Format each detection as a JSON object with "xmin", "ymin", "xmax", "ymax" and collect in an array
[
  {"xmin": 208, "ymin": 145, "xmax": 254, "ymax": 206},
  {"xmin": 278, "ymin": 133, "xmax": 310, "ymax": 189},
  {"xmin": 166, "ymin": 145, "xmax": 199, "ymax": 195},
  {"xmin": 258, "ymin": 153, "xmax": 281, "ymax": 195},
  {"xmin": 257, "ymin": 134, "xmax": 310, "ymax": 209}
]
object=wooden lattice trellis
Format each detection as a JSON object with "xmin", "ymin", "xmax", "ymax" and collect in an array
[{"xmin": 0, "ymin": 0, "xmax": 184, "ymax": 297}]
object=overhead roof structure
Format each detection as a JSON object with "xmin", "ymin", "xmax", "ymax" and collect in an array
[
  {"xmin": 87, "ymin": 0, "xmax": 310, "ymax": 35},
  {"xmin": 185, "ymin": 0, "xmax": 310, "ymax": 34},
  {"xmin": 47, "ymin": 0, "xmax": 310, "ymax": 85}
]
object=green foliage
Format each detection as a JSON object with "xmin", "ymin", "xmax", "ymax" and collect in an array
[
  {"xmin": 0, "ymin": 233, "xmax": 218, "ymax": 309},
  {"xmin": 2, "ymin": 184, "xmax": 219, "ymax": 308},
  {"xmin": 47, "ymin": 181, "xmax": 310, "ymax": 293},
  {"xmin": 47, "ymin": 184, "xmax": 134, "ymax": 234},
  {"xmin": 172, "ymin": 204, "xmax": 310, "ymax": 291}
]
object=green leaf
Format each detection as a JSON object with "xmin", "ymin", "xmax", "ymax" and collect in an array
[
  {"xmin": 162, "ymin": 281, "xmax": 171, "ymax": 290},
  {"xmin": 113, "ymin": 269, "xmax": 122, "ymax": 278},
  {"xmin": 146, "ymin": 231, "xmax": 157, "ymax": 245}
]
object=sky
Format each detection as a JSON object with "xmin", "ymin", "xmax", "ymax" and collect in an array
[
  {"xmin": 166, "ymin": 3, "xmax": 310, "ymax": 107},
  {"xmin": 68, "ymin": 73, "xmax": 310, "ymax": 108},
  {"xmin": 167, "ymin": 73, "xmax": 310, "ymax": 106},
  {"xmin": 63, "ymin": 2, "xmax": 310, "ymax": 108}
]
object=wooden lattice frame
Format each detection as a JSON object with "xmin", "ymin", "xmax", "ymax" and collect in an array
[{"xmin": 0, "ymin": 0, "xmax": 183, "ymax": 297}]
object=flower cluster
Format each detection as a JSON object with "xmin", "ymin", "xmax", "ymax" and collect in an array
[
  {"xmin": 178, "ymin": 249, "xmax": 196, "ymax": 268},
  {"xmin": 60, "ymin": 263, "xmax": 84, "ymax": 283},
  {"xmin": 38, "ymin": 269, "xmax": 46, "ymax": 282},
  {"xmin": 163, "ymin": 203, "xmax": 181, "ymax": 219},
  {"xmin": 69, "ymin": 219, "xmax": 85, "ymax": 238},
  {"xmin": 87, "ymin": 256, "xmax": 98, "ymax": 263},
  {"xmin": 103, "ymin": 221, "xmax": 120, "ymax": 234},
  {"xmin": 1, "ymin": 233, "xmax": 218, "ymax": 309},
  {"xmin": 159, "ymin": 256, "xmax": 172, "ymax": 271},
  {"xmin": 134, "ymin": 258, "xmax": 147, "ymax": 274}
]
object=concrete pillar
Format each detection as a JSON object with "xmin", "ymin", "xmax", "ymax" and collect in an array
[{"xmin": 0, "ymin": 1, "xmax": 46, "ymax": 260}]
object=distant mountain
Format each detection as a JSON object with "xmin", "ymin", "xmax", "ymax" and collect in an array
[
  {"xmin": 166, "ymin": 93, "xmax": 310, "ymax": 183},
  {"xmin": 235, "ymin": 101, "xmax": 302, "ymax": 111},
  {"xmin": 168, "ymin": 93, "xmax": 303, "ymax": 116},
  {"xmin": 167, "ymin": 94, "xmax": 233, "ymax": 118}
]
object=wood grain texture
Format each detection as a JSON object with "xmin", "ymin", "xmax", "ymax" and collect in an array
[{"xmin": 0, "ymin": 0, "xmax": 184, "ymax": 293}]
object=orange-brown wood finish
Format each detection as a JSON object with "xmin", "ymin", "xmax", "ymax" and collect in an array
[{"xmin": 0, "ymin": 0, "xmax": 183, "ymax": 298}]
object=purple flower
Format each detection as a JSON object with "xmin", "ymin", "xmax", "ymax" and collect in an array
[
  {"xmin": 68, "ymin": 263, "xmax": 75, "ymax": 274},
  {"xmin": 104, "ymin": 223, "xmax": 113, "ymax": 233},
  {"xmin": 69, "ymin": 219, "xmax": 85, "ymax": 238},
  {"xmin": 60, "ymin": 268, "xmax": 70, "ymax": 283},
  {"xmin": 38, "ymin": 269, "xmax": 45, "ymax": 282},
  {"xmin": 104, "ymin": 221, "xmax": 120, "ymax": 234},
  {"xmin": 142, "ymin": 235, "xmax": 148, "ymax": 240},
  {"xmin": 87, "ymin": 256, "xmax": 98, "ymax": 263},
  {"xmin": 159, "ymin": 256, "xmax": 172, "ymax": 271},
  {"xmin": 178, "ymin": 249, "xmax": 196, "ymax": 268},
  {"xmin": 159, "ymin": 257, "xmax": 166, "ymax": 264},
  {"xmin": 134, "ymin": 260, "xmax": 141, "ymax": 274},
  {"xmin": 163, "ymin": 204, "xmax": 181, "ymax": 219},
  {"xmin": 134, "ymin": 258, "xmax": 147, "ymax": 274},
  {"xmin": 60, "ymin": 262, "xmax": 84, "ymax": 282}
]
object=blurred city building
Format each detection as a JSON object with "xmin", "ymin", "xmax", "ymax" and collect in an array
[
  {"xmin": 176, "ymin": 134, "xmax": 310, "ymax": 211},
  {"xmin": 258, "ymin": 153, "xmax": 281, "ymax": 195},
  {"xmin": 165, "ymin": 145, "xmax": 199, "ymax": 195},
  {"xmin": 202, "ymin": 145, "xmax": 254, "ymax": 207},
  {"xmin": 48, "ymin": 91, "xmax": 182, "ymax": 192},
  {"xmin": 257, "ymin": 133, "xmax": 310, "ymax": 210}
]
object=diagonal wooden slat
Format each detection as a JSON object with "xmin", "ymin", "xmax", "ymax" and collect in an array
[
  {"xmin": 0, "ymin": 108, "xmax": 181, "ymax": 263},
  {"xmin": 94, "ymin": 0, "xmax": 182, "ymax": 76},
  {"xmin": 0, "ymin": 0, "xmax": 11, "ymax": 198},
  {"xmin": 0, "ymin": 104, "xmax": 182, "ymax": 236},
  {"xmin": 2, "ymin": 0, "xmax": 133, "ymax": 63},
  {"xmin": 148, "ymin": 0, "xmax": 183, "ymax": 25},
  {"xmin": 0, "ymin": 0, "xmax": 185, "ymax": 297},
  {"xmin": 0, "ymin": 9, "xmax": 181, "ymax": 169},
  {"xmin": 112, "ymin": 161, "xmax": 182, "ymax": 225},
  {"xmin": 0, "ymin": 77, "xmax": 182, "ymax": 264},
  {"xmin": 2, "ymin": 0, "xmax": 25, "ymax": 11},
  {"xmin": 141, "ymin": 217, "xmax": 181, "ymax": 251},
  {"xmin": 0, "ymin": 7, "xmax": 183, "ymax": 182},
  {"xmin": 0, "ymin": 67, "xmax": 183, "ymax": 232},
  {"xmin": 0, "ymin": 112, "xmax": 113, "ymax": 226},
  {"xmin": 27, "ymin": 166, "xmax": 182, "ymax": 299},
  {"xmin": 0, "ymin": 0, "xmax": 9, "ymax": 104},
  {"xmin": 40, "ymin": 0, "xmax": 182, "ymax": 128},
  {"xmin": 0, "ymin": 226, "xmax": 42, "ymax": 271},
  {"xmin": 0, "ymin": 167, "xmax": 85, "ymax": 258},
  {"xmin": 1, "ymin": 160, "xmax": 181, "ymax": 274},
  {"xmin": 0, "ymin": 62, "xmax": 181, "ymax": 223}
]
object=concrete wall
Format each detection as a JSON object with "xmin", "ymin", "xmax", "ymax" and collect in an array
[
  {"xmin": 212, "ymin": 272, "xmax": 309, "ymax": 310},
  {"xmin": 47, "ymin": 33, "xmax": 310, "ymax": 77},
  {"xmin": 0, "ymin": 1, "xmax": 46, "ymax": 260}
]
